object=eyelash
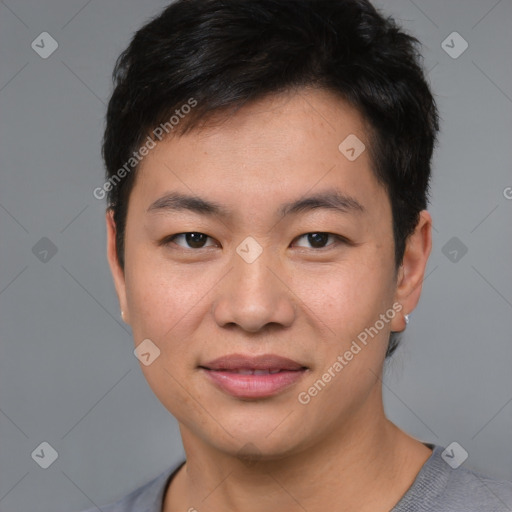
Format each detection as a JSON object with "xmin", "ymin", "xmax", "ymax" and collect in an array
[{"xmin": 160, "ymin": 232, "xmax": 349, "ymax": 251}]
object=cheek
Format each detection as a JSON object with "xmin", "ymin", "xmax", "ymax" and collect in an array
[
  {"xmin": 292, "ymin": 256, "xmax": 393, "ymax": 342},
  {"xmin": 123, "ymin": 243, "xmax": 193, "ymax": 333},
  {"xmin": 126, "ymin": 277, "xmax": 198, "ymax": 357},
  {"xmin": 123, "ymin": 250, "xmax": 223, "ymax": 374},
  {"xmin": 123, "ymin": 258, "xmax": 207, "ymax": 417},
  {"xmin": 292, "ymin": 264, "xmax": 392, "ymax": 423}
]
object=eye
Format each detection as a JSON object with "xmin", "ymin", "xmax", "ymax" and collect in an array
[
  {"xmin": 293, "ymin": 232, "xmax": 346, "ymax": 249},
  {"xmin": 162, "ymin": 232, "xmax": 218, "ymax": 250}
]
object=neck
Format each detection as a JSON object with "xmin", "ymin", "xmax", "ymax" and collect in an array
[{"xmin": 164, "ymin": 387, "xmax": 432, "ymax": 512}]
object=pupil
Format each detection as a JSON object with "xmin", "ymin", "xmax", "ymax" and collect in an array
[
  {"xmin": 308, "ymin": 233, "xmax": 328, "ymax": 248},
  {"xmin": 186, "ymin": 232, "xmax": 206, "ymax": 248}
]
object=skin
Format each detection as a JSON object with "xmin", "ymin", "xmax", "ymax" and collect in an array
[{"xmin": 106, "ymin": 87, "xmax": 433, "ymax": 512}]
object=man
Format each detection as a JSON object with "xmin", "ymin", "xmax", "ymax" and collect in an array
[{"xmin": 85, "ymin": 0, "xmax": 512, "ymax": 510}]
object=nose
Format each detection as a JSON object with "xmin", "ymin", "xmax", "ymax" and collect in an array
[{"xmin": 211, "ymin": 244, "xmax": 296, "ymax": 333}]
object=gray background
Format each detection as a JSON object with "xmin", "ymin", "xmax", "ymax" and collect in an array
[{"xmin": 0, "ymin": 0, "xmax": 511, "ymax": 510}]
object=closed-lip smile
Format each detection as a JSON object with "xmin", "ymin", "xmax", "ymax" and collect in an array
[{"xmin": 199, "ymin": 353, "xmax": 308, "ymax": 399}]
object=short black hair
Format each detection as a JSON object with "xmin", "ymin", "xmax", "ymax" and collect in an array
[{"xmin": 102, "ymin": 0, "xmax": 439, "ymax": 357}]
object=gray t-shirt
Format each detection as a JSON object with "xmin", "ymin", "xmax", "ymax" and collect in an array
[{"xmin": 80, "ymin": 444, "xmax": 512, "ymax": 512}]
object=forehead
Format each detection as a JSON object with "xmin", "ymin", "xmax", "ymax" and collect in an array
[{"xmin": 130, "ymin": 88, "xmax": 388, "ymax": 223}]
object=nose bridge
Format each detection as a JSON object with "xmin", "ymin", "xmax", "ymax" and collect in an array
[
  {"xmin": 234, "ymin": 241, "xmax": 273, "ymax": 294},
  {"xmin": 211, "ymin": 238, "xmax": 295, "ymax": 332}
]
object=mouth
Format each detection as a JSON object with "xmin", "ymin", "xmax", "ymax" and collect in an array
[
  {"xmin": 199, "ymin": 354, "xmax": 308, "ymax": 399},
  {"xmin": 206, "ymin": 368, "xmax": 292, "ymax": 374}
]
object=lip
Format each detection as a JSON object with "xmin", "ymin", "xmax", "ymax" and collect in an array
[
  {"xmin": 200, "ymin": 353, "xmax": 308, "ymax": 399},
  {"xmin": 202, "ymin": 353, "xmax": 305, "ymax": 371}
]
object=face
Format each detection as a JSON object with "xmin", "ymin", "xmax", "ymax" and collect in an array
[{"xmin": 107, "ymin": 88, "xmax": 431, "ymax": 459}]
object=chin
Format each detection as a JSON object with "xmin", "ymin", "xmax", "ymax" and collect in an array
[{"xmin": 209, "ymin": 418, "xmax": 313, "ymax": 461}]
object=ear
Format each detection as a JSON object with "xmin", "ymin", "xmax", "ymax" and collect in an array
[
  {"xmin": 106, "ymin": 208, "xmax": 130, "ymax": 324},
  {"xmin": 390, "ymin": 210, "xmax": 432, "ymax": 332}
]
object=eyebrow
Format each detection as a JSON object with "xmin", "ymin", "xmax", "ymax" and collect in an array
[{"xmin": 146, "ymin": 190, "xmax": 365, "ymax": 219}]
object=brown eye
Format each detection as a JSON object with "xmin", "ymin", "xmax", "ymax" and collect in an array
[
  {"xmin": 293, "ymin": 232, "xmax": 343, "ymax": 249},
  {"xmin": 165, "ymin": 232, "xmax": 216, "ymax": 249}
]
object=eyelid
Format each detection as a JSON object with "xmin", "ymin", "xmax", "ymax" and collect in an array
[
  {"xmin": 161, "ymin": 232, "xmax": 218, "ymax": 249},
  {"xmin": 292, "ymin": 233, "xmax": 348, "ymax": 250},
  {"xmin": 161, "ymin": 231, "xmax": 350, "ymax": 250}
]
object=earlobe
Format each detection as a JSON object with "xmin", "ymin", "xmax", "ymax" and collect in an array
[
  {"xmin": 390, "ymin": 210, "xmax": 432, "ymax": 332},
  {"xmin": 106, "ymin": 209, "xmax": 130, "ymax": 324}
]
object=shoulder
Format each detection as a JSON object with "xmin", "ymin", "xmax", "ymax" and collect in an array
[
  {"xmin": 440, "ymin": 464, "xmax": 512, "ymax": 511},
  {"xmin": 78, "ymin": 461, "xmax": 185, "ymax": 512},
  {"xmin": 393, "ymin": 445, "xmax": 512, "ymax": 512}
]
